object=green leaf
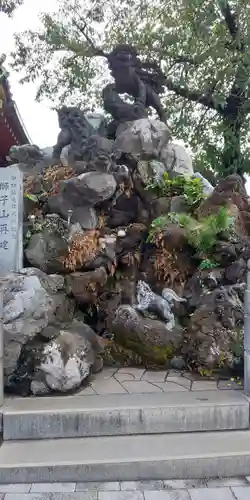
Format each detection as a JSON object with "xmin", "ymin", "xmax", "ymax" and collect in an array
[{"xmin": 24, "ymin": 193, "xmax": 38, "ymax": 202}]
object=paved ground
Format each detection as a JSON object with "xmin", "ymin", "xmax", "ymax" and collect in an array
[
  {"xmin": 0, "ymin": 478, "xmax": 250, "ymax": 499},
  {"xmin": 74, "ymin": 367, "xmax": 243, "ymax": 396}
]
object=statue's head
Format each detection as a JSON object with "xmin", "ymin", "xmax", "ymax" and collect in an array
[
  {"xmin": 108, "ymin": 44, "xmax": 139, "ymax": 76},
  {"xmin": 57, "ymin": 106, "xmax": 82, "ymax": 126}
]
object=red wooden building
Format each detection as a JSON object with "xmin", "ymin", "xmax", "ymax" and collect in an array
[{"xmin": 0, "ymin": 69, "xmax": 30, "ymax": 166}]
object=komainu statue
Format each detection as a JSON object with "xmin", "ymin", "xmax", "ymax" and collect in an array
[
  {"xmin": 52, "ymin": 106, "xmax": 95, "ymax": 164},
  {"xmin": 102, "ymin": 44, "xmax": 166, "ymax": 135}
]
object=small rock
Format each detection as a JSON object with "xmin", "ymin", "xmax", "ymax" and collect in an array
[
  {"xmin": 117, "ymin": 229, "xmax": 126, "ymax": 237},
  {"xmin": 171, "ymin": 356, "xmax": 186, "ymax": 370}
]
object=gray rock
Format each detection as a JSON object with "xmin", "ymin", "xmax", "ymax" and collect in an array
[
  {"xmin": 137, "ymin": 159, "xmax": 166, "ymax": 185},
  {"xmin": 193, "ymin": 171, "xmax": 214, "ymax": 195},
  {"xmin": 110, "ymin": 304, "xmax": 183, "ymax": 366},
  {"xmin": 25, "ymin": 230, "xmax": 68, "ymax": 274},
  {"xmin": 225, "ymin": 258, "xmax": 247, "ymax": 284},
  {"xmin": 3, "ymin": 268, "xmax": 73, "ymax": 378},
  {"xmin": 115, "ymin": 118, "xmax": 171, "ymax": 158},
  {"xmin": 170, "ymin": 195, "xmax": 189, "ymax": 213},
  {"xmin": 30, "ymin": 331, "xmax": 92, "ymax": 394},
  {"xmin": 152, "ymin": 197, "xmax": 171, "ymax": 218},
  {"xmin": 171, "ymin": 356, "xmax": 186, "ymax": 370},
  {"xmin": 61, "ymin": 172, "xmax": 117, "ymax": 207},
  {"xmin": 9, "ymin": 323, "xmax": 104, "ymax": 395},
  {"xmin": 71, "ymin": 206, "xmax": 98, "ymax": 229},
  {"xmin": 160, "ymin": 142, "xmax": 194, "ymax": 177},
  {"xmin": 45, "ymin": 193, "xmax": 74, "ymax": 220}
]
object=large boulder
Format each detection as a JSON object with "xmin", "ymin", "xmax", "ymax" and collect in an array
[
  {"xmin": 6, "ymin": 322, "xmax": 104, "ymax": 395},
  {"xmin": 25, "ymin": 215, "xmax": 84, "ymax": 273},
  {"xmin": 160, "ymin": 142, "xmax": 194, "ymax": 177},
  {"xmin": 44, "ymin": 194, "xmax": 98, "ymax": 229},
  {"xmin": 110, "ymin": 305, "xmax": 183, "ymax": 366},
  {"xmin": 196, "ymin": 174, "xmax": 250, "ymax": 218},
  {"xmin": 185, "ymin": 285, "xmax": 244, "ymax": 371},
  {"xmin": 114, "ymin": 118, "xmax": 171, "ymax": 158},
  {"xmin": 3, "ymin": 268, "xmax": 74, "ymax": 378},
  {"xmin": 61, "ymin": 172, "xmax": 117, "ymax": 207},
  {"xmin": 196, "ymin": 174, "xmax": 250, "ymax": 239},
  {"xmin": 25, "ymin": 230, "xmax": 68, "ymax": 274}
]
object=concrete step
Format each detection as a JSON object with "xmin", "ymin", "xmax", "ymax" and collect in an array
[
  {"xmin": 1, "ymin": 429, "xmax": 250, "ymax": 483},
  {"xmin": 3, "ymin": 390, "xmax": 249, "ymax": 440}
]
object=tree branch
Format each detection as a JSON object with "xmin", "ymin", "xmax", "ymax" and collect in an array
[
  {"xmin": 72, "ymin": 19, "xmax": 108, "ymax": 57},
  {"xmin": 151, "ymin": 48, "xmax": 200, "ymax": 65},
  {"xmin": 164, "ymin": 78, "xmax": 225, "ymax": 113},
  {"xmin": 219, "ymin": 1, "xmax": 244, "ymax": 51}
]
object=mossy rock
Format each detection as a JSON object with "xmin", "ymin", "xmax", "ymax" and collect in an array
[
  {"xmin": 109, "ymin": 305, "xmax": 183, "ymax": 367},
  {"xmin": 101, "ymin": 341, "xmax": 174, "ymax": 368}
]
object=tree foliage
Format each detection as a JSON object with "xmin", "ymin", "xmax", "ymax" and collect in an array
[
  {"xmin": 11, "ymin": 0, "xmax": 250, "ymax": 176},
  {"xmin": 1, "ymin": 0, "xmax": 23, "ymax": 16}
]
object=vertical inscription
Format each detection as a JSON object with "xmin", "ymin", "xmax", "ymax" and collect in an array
[{"xmin": 0, "ymin": 166, "xmax": 23, "ymax": 273}]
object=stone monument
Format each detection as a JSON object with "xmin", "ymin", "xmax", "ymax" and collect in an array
[{"xmin": 0, "ymin": 165, "xmax": 23, "ymax": 273}]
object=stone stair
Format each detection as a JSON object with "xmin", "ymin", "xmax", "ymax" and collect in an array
[{"xmin": 1, "ymin": 390, "xmax": 250, "ymax": 482}]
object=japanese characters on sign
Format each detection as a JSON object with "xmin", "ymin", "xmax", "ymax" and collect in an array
[{"xmin": 0, "ymin": 166, "xmax": 23, "ymax": 273}]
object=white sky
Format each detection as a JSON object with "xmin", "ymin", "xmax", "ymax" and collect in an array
[{"xmin": 0, "ymin": 0, "xmax": 59, "ymax": 147}]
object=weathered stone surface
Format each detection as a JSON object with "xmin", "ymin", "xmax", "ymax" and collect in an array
[
  {"xmin": 3, "ymin": 268, "xmax": 73, "ymax": 379},
  {"xmin": 71, "ymin": 206, "xmax": 98, "ymax": 229},
  {"xmin": 61, "ymin": 172, "xmax": 117, "ymax": 207},
  {"xmin": 160, "ymin": 142, "xmax": 194, "ymax": 177},
  {"xmin": 25, "ymin": 231, "xmax": 68, "ymax": 274},
  {"xmin": 45, "ymin": 193, "xmax": 73, "ymax": 220},
  {"xmin": 170, "ymin": 195, "xmax": 189, "ymax": 213},
  {"xmin": 110, "ymin": 305, "xmax": 183, "ymax": 365},
  {"xmin": 65, "ymin": 267, "xmax": 108, "ymax": 304},
  {"xmin": 6, "ymin": 321, "xmax": 104, "ymax": 395},
  {"xmin": 193, "ymin": 172, "xmax": 214, "ymax": 195},
  {"xmin": 45, "ymin": 194, "xmax": 98, "ymax": 229},
  {"xmin": 115, "ymin": 118, "xmax": 171, "ymax": 158},
  {"xmin": 225, "ymin": 258, "xmax": 246, "ymax": 284},
  {"xmin": 196, "ymin": 174, "xmax": 250, "ymax": 219},
  {"xmin": 108, "ymin": 192, "xmax": 139, "ymax": 228},
  {"xmin": 137, "ymin": 160, "xmax": 166, "ymax": 185},
  {"xmin": 151, "ymin": 197, "xmax": 171, "ymax": 218},
  {"xmin": 185, "ymin": 285, "xmax": 244, "ymax": 370},
  {"xmin": 29, "ymin": 331, "xmax": 91, "ymax": 395}
]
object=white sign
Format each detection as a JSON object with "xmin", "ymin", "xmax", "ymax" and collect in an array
[{"xmin": 0, "ymin": 166, "xmax": 23, "ymax": 273}]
